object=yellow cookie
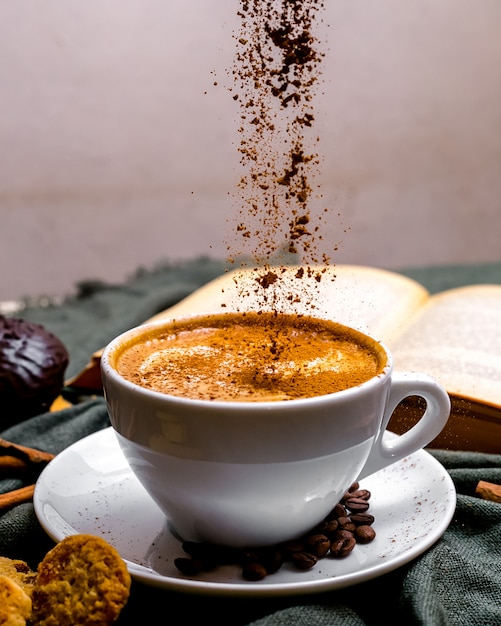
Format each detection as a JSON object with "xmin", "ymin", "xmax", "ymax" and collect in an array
[
  {"xmin": 0, "ymin": 557, "xmax": 36, "ymax": 598},
  {"xmin": 0, "ymin": 574, "xmax": 32, "ymax": 626},
  {"xmin": 31, "ymin": 534, "xmax": 131, "ymax": 626}
]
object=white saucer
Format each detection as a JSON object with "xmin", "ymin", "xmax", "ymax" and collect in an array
[{"xmin": 34, "ymin": 427, "xmax": 456, "ymax": 597}]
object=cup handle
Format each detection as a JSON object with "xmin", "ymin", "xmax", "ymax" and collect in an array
[{"xmin": 358, "ymin": 372, "xmax": 451, "ymax": 480}]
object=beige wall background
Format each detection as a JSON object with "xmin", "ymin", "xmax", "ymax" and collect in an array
[{"xmin": 1, "ymin": 0, "xmax": 500, "ymax": 301}]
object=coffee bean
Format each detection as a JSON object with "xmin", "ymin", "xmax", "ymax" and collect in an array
[
  {"xmin": 314, "ymin": 519, "xmax": 339, "ymax": 537},
  {"xmin": 337, "ymin": 516, "xmax": 356, "ymax": 532},
  {"xmin": 259, "ymin": 548, "xmax": 284, "ymax": 574},
  {"xmin": 242, "ymin": 562, "xmax": 268, "ymax": 581},
  {"xmin": 330, "ymin": 536, "xmax": 356, "ymax": 558},
  {"xmin": 344, "ymin": 497, "xmax": 370, "ymax": 512},
  {"xmin": 174, "ymin": 557, "xmax": 203, "ymax": 576},
  {"xmin": 330, "ymin": 503, "xmax": 347, "ymax": 519},
  {"xmin": 348, "ymin": 489, "xmax": 371, "ymax": 501},
  {"xmin": 350, "ymin": 513, "xmax": 375, "ymax": 526},
  {"xmin": 305, "ymin": 534, "xmax": 330, "ymax": 558},
  {"xmin": 355, "ymin": 525, "xmax": 376, "ymax": 544},
  {"xmin": 291, "ymin": 551, "xmax": 318, "ymax": 569},
  {"xmin": 335, "ymin": 528, "xmax": 355, "ymax": 540}
]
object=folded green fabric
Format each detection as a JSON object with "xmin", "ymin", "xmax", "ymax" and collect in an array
[{"xmin": 1, "ymin": 259, "xmax": 500, "ymax": 625}]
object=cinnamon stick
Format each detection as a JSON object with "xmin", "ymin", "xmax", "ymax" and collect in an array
[
  {"xmin": 475, "ymin": 480, "xmax": 501, "ymax": 503},
  {"xmin": 0, "ymin": 484, "xmax": 35, "ymax": 512},
  {"xmin": 0, "ymin": 438, "xmax": 55, "ymax": 465},
  {"xmin": 0, "ymin": 455, "xmax": 28, "ymax": 474},
  {"xmin": 0, "ymin": 440, "xmax": 55, "ymax": 511}
]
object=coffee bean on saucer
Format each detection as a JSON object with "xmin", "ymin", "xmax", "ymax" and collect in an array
[
  {"xmin": 291, "ymin": 551, "xmax": 318, "ymax": 570},
  {"xmin": 337, "ymin": 517, "xmax": 356, "ymax": 532},
  {"xmin": 348, "ymin": 489, "xmax": 371, "ymax": 501},
  {"xmin": 344, "ymin": 497, "xmax": 370, "ymax": 513},
  {"xmin": 174, "ymin": 557, "xmax": 204, "ymax": 576},
  {"xmin": 174, "ymin": 482, "xmax": 377, "ymax": 580},
  {"xmin": 330, "ymin": 535, "xmax": 356, "ymax": 558},
  {"xmin": 242, "ymin": 562, "xmax": 268, "ymax": 581},
  {"xmin": 314, "ymin": 519, "xmax": 339, "ymax": 537},
  {"xmin": 350, "ymin": 513, "xmax": 375, "ymax": 526},
  {"xmin": 241, "ymin": 547, "xmax": 284, "ymax": 574},
  {"xmin": 260, "ymin": 548, "xmax": 285, "ymax": 574},
  {"xmin": 334, "ymin": 529, "xmax": 355, "ymax": 541},
  {"xmin": 355, "ymin": 525, "xmax": 377, "ymax": 544},
  {"xmin": 304, "ymin": 534, "xmax": 330, "ymax": 558},
  {"xmin": 329, "ymin": 503, "xmax": 347, "ymax": 519}
]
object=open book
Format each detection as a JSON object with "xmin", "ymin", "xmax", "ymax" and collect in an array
[{"xmin": 69, "ymin": 264, "xmax": 501, "ymax": 453}]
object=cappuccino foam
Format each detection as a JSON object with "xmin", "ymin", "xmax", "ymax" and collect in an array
[{"xmin": 114, "ymin": 312, "xmax": 386, "ymax": 402}]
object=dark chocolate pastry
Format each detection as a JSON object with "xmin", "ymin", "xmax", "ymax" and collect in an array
[{"xmin": 0, "ymin": 316, "xmax": 69, "ymax": 425}]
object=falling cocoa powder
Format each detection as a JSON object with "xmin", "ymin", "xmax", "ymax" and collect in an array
[
  {"xmin": 228, "ymin": 0, "xmax": 333, "ymax": 288},
  {"xmin": 218, "ymin": 1, "xmax": 345, "ymax": 366}
]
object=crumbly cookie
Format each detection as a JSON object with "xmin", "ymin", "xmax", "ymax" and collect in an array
[
  {"xmin": 0, "ymin": 574, "xmax": 32, "ymax": 626},
  {"xmin": 31, "ymin": 534, "xmax": 131, "ymax": 626},
  {"xmin": 0, "ymin": 557, "xmax": 37, "ymax": 597}
]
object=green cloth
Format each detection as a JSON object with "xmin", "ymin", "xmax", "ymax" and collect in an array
[{"xmin": 1, "ymin": 259, "xmax": 501, "ymax": 625}]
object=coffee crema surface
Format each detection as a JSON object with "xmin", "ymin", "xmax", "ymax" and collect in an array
[{"xmin": 114, "ymin": 312, "xmax": 386, "ymax": 402}]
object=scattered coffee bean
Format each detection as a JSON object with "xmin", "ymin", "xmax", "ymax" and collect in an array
[
  {"xmin": 315, "ymin": 518, "xmax": 339, "ymax": 537},
  {"xmin": 174, "ymin": 557, "xmax": 204, "ymax": 576},
  {"xmin": 354, "ymin": 525, "xmax": 377, "ymax": 544},
  {"xmin": 242, "ymin": 562, "xmax": 268, "ymax": 581},
  {"xmin": 344, "ymin": 497, "xmax": 370, "ymax": 513},
  {"xmin": 291, "ymin": 551, "xmax": 318, "ymax": 570},
  {"xmin": 173, "ymin": 481, "xmax": 377, "ymax": 580},
  {"xmin": 337, "ymin": 516, "xmax": 357, "ymax": 532},
  {"xmin": 330, "ymin": 503, "xmax": 347, "ymax": 518},
  {"xmin": 256, "ymin": 548, "xmax": 284, "ymax": 574},
  {"xmin": 330, "ymin": 535, "xmax": 356, "ymax": 558},
  {"xmin": 347, "ymin": 489, "xmax": 371, "ymax": 501},
  {"xmin": 305, "ymin": 533, "xmax": 331, "ymax": 558},
  {"xmin": 334, "ymin": 528, "xmax": 356, "ymax": 540},
  {"xmin": 350, "ymin": 513, "xmax": 375, "ymax": 526}
]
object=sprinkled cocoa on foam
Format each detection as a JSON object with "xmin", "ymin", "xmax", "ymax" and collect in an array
[{"xmin": 115, "ymin": 312, "xmax": 385, "ymax": 402}]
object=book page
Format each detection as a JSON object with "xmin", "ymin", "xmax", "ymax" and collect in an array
[
  {"xmin": 390, "ymin": 285, "xmax": 501, "ymax": 407},
  {"xmin": 148, "ymin": 264, "xmax": 429, "ymax": 342}
]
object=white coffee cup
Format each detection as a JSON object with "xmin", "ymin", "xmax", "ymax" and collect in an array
[{"xmin": 101, "ymin": 313, "xmax": 450, "ymax": 548}]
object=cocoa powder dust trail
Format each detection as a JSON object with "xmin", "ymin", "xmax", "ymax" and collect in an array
[{"xmin": 228, "ymin": 0, "xmax": 336, "ymax": 284}]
